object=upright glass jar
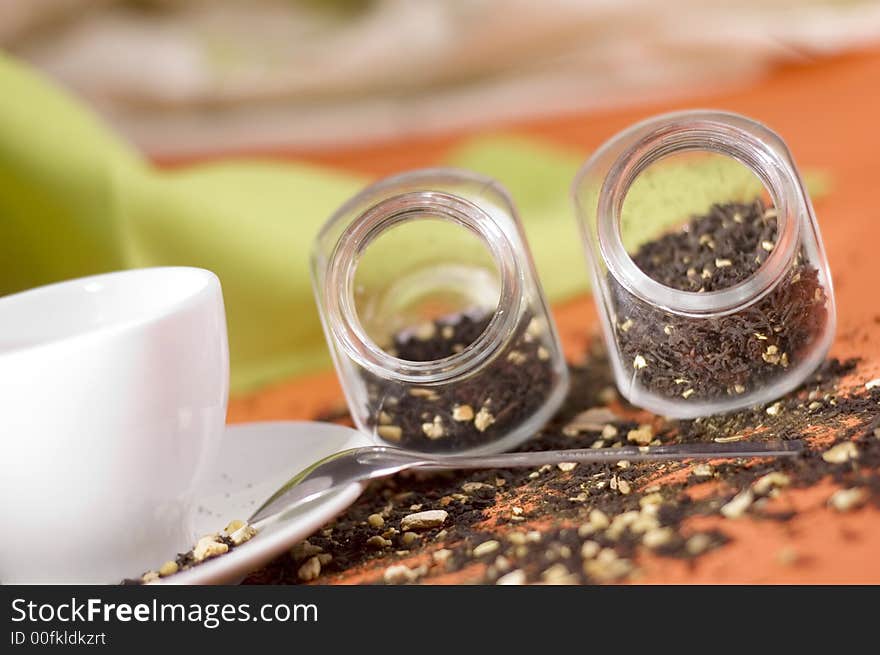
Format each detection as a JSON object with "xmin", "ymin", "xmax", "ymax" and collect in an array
[
  {"xmin": 312, "ymin": 168, "xmax": 569, "ymax": 454},
  {"xmin": 573, "ymin": 111, "xmax": 835, "ymax": 418}
]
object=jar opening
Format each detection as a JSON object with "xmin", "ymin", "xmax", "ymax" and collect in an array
[
  {"xmin": 325, "ymin": 191, "xmax": 523, "ymax": 384},
  {"xmin": 598, "ymin": 112, "xmax": 803, "ymax": 316},
  {"xmin": 352, "ymin": 215, "xmax": 501, "ymax": 359}
]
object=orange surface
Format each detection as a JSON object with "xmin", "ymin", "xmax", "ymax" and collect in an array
[{"xmin": 226, "ymin": 49, "xmax": 880, "ymax": 583}]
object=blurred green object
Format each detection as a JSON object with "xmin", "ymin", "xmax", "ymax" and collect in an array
[
  {"xmin": 0, "ymin": 54, "xmax": 365, "ymax": 392},
  {"xmin": 0, "ymin": 55, "xmax": 830, "ymax": 392}
]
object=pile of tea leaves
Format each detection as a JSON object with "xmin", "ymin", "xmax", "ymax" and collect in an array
[
  {"xmin": 610, "ymin": 199, "xmax": 829, "ymax": 401},
  {"xmin": 244, "ymin": 346, "xmax": 880, "ymax": 585},
  {"xmin": 360, "ymin": 309, "xmax": 559, "ymax": 453},
  {"xmin": 629, "ymin": 198, "xmax": 781, "ymax": 292}
]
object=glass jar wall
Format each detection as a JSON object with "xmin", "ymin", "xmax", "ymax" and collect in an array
[
  {"xmin": 312, "ymin": 168, "xmax": 569, "ymax": 454},
  {"xmin": 573, "ymin": 111, "xmax": 835, "ymax": 418}
]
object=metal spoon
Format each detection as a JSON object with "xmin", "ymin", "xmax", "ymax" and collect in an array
[{"xmin": 249, "ymin": 439, "xmax": 803, "ymax": 527}]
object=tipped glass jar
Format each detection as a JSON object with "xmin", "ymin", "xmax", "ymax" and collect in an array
[
  {"xmin": 312, "ymin": 168, "xmax": 568, "ymax": 454},
  {"xmin": 573, "ymin": 111, "xmax": 835, "ymax": 418}
]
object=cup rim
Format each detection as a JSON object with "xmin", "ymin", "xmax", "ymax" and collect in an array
[{"xmin": 0, "ymin": 267, "xmax": 221, "ymax": 359}]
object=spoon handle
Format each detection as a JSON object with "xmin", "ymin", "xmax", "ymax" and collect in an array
[
  {"xmin": 252, "ymin": 440, "xmax": 803, "ymax": 526},
  {"xmin": 368, "ymin": 439, "xmax": 804, "ymax": 470}
]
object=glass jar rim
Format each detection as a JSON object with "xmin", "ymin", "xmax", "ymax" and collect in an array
[
  {"xmin": 322, "ymin": 170, "xmax": 524, "ymax": 384},
  {"xmin": 591, "ymin": 110, "xmax": 804, "ymax": 316}
]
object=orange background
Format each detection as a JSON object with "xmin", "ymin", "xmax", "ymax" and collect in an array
[{"xmin": 225, "ymin": 49, "xmax": 880, "ymax": 583}]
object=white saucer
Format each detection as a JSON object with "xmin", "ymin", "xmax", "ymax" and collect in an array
[{"xmin": 162, "ymin": 421, "xmax": 373, "ymax": 585}]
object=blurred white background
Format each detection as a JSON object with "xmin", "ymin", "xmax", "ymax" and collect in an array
[{"xmin": 3, "ymin": 0, "xmax": 880, "ymax": 155}]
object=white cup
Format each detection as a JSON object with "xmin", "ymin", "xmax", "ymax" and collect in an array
[{"xmin": 0, "ymin": 268, "xmax": 229, "ymax": 583}]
